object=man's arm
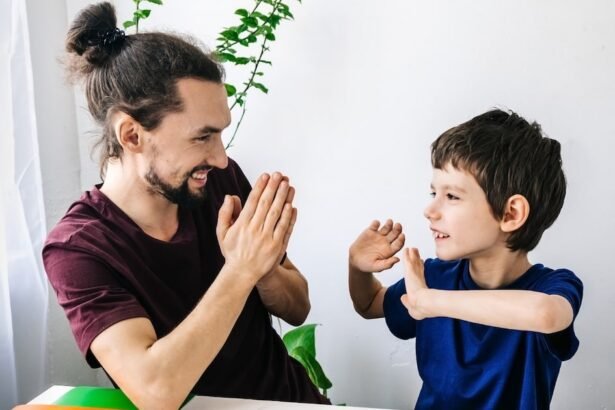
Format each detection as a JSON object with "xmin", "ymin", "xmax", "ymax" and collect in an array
[
  {"xmin": 348, "ymin": 220, "xmax": 405, "ymax": 319},
  {"xmin": 401, "ymin": 248, "xmax": 574, "ymax": 334},
  {"xmin": 256, "ymin": 257, "xmax": 310, "ymax": 326},
  {"xmin": 91, "ymin": 173, "xmax": 296, "ymax": 410}
]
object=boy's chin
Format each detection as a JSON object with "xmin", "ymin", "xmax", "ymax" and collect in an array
[{"xmin": 434, "ymin": 249, "xmax": 462, "ymax": 261}]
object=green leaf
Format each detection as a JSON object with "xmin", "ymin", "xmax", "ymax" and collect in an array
[
  {"xmin": 123, "ymin": 20, "xmax": 136, "ymax": 29},
  {"xmin": 260, "ymin": 59, "xmax": 273, "ymax": 65},
  {"xmin": 224, "ymin": 83, "xmax": 237, "ymax": 97},
  {"xmin": 234, "ymin": 57, "xmax": 250, "ymax": 65},
  {"xmin": 216, "ymin": 52, "xmax": 237, "ymax": 63},
  {"xmin": 253, "ymin": 11, "xmax": 268, "ymax": 21},
  {"xmin": 247, "ymin": 35, "xmax": 258, "ymax": 43},
  {"xmin": 220, "ymin": 29, "xmax": 239, "ymax": 41},
  {"xmin": 234, "ymin": 8, "xmax": 249, "ymax": 17},
  {"xmin": 135, "ymin": 9, "xmax": 151, "ymax": 18},
  {"xmin": 252, "ymin": 82, "xmax": 269, "ymax": 94},
  {"xmin": 239, "ymin": 39, "xmax": 250, "ymax": 47},
  {"xmin": 288, "ymin": 346, "xmax": 332, "ymax": 390},
  {"xmin": 241, "ymin": 16, "xmax": 259, "ymax": 28},
  {"xmin": 265, "ymin": 32, "xmax": 276, "ymax": 41},
  {"xmin": 283, "ymin": 324, "xmax": 317, "ymax": 357},
  {"xmin": 146, "ymin": 0, "xmax": 163, "ymax": 4}
]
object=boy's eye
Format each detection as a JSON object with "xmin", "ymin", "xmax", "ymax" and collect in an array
[{"xmin": 446, "ymin": 193, "xmax": 460, "ymax": 200}]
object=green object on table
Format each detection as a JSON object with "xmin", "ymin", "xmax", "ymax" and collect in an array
[
  {"xmin": 53, "ymin": 386, "xmax": 194, "ymax": 409},
  {"xmin": 53, "ymin": 386, "xmax": 137, "ymax": 409}
]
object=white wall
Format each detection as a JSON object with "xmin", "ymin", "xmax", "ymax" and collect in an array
[{"xmin": 39, "ymin": 1, "xmax": 615, "ymax": 408}]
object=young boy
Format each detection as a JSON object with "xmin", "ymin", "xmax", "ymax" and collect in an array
[{"xmin": 348, "ymin": 109, "xmax": 583, "ymax": 409}]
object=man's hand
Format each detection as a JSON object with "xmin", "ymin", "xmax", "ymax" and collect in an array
[
  {"xmin": 400, "ymin": 247, "xmax": 430, "ymax": 320},
  {"xmin": 349, "ymin": 219, "xmax": 405, "ymax": 273},
  {"xmin": 216, "ymin": 172, "xmax": 297, "ymax": 284}
]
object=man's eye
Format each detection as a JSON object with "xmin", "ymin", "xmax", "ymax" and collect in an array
[
  {"xmin": 446, "ymin": 193, "xmax": 460, "ymax": 200},
  {"xmin": 429, "ymin": 191, "xmax": 436, "ymax": 198},
  {"xmin": 196, "ymin": 135, "xmax": 211, "ymax": 142}
]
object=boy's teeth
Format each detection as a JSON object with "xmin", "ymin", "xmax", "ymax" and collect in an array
[{"xmin": 433, "ymin": 231, "xmax": 449, "ymax": 239}]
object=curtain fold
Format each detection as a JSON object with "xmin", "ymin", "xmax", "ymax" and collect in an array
[{"xmin": 1, "ymin": 0, "xmax": 49, "ymax": 406}]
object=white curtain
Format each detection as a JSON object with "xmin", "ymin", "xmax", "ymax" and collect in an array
[{"xmin": 0, "ymin": 0, "xmax": 49, "ymax": 407}]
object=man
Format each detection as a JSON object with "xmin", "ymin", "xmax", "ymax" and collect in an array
[{"xmin": 43, "ymin": 2, "xmax": 328, "ymax": 408}]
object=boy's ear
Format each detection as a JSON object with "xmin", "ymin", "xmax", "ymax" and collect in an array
[
  {"xmin": 500, "ymin": 194, "xmax": 530, "ymax": 233},
  {"xmin": 113, "ymin": 111, "xmax": 144, "ymax": 153}
]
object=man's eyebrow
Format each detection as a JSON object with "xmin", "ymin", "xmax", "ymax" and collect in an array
[{"xmin": 193, "ymin": 125, "xmax": 223, "ymax": 136}]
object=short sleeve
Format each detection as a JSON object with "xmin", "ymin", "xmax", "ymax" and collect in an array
[
  {"xmin": 43, "ymin": 246, "xmax": 149, "ymax": 367},
  {"xmin": 383, "ymin": 278, "xmax": 417, "ymax": 340},
  {"xmin": 535, "ymin": 269, "xmax": 583, "ymax": 361}
]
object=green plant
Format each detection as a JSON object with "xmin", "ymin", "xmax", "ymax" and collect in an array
[
  {"xmin": 282, "ymin": 324, "xmax": 332, "ymax": 397},
  {"xmin": 123, "ymin": 0, "xmax": 302, "ymax": 148}
]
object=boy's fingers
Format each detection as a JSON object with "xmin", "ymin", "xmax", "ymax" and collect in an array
[
  {"xmin": 400, "ymin": 294, "xmax": 411, "ymax": 311},
  {"xmin": 391, "ymin": 233, "xmax": 406, "ymax": 253},
  {"xmin": 386, "ymin": 222, "xmax": 403, "ymax": 242},
  {"xmin": 379, "ymin": 219, "xmax": 393, "ymax": 235},
  {"xmin": 368, "ymin": 220, "xmax": 380, "ymax": 231}
]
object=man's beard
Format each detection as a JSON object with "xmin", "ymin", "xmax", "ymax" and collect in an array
[{"xmin": 145, "ymin": 166, "xmax": 207, "ymax": 209}]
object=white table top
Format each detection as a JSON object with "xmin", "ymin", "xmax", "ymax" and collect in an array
[{"xmin": 30, "ymin": 385, "xmax": 392, "ymax": 409}]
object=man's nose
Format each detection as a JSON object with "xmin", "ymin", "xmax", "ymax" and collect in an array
[{"xmin": 209, "ymin": 136, "xmax": 229, "ymax": 169}]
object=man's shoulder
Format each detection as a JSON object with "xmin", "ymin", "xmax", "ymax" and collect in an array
[{"xmin": 44, "ymin": 188, "xmax": 113, "ymax": 249}]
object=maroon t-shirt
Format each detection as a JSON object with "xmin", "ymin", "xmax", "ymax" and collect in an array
[{"xmin": 43, "ymin": 158, "xmax": 328, "ymax": 404}]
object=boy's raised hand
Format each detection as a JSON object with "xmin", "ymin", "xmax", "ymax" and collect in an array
[
  {"xmin": 349, "ymin": 219, "xmax": 405, "ymax": 273},
  {"xmin": 400, "ymin": 247, "xmax": 430, "ymax": 320}
]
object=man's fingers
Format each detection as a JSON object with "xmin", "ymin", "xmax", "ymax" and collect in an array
[
  {"xmin": 273, "ymin": 203, "xmax": 294, "ymax": 243},
  {"xmin": 239, "ymin": 173, "xmax": 270, "ymax": 222},
  {"xmin": 368, "ymin": 220, "xmax": 380, "ymax": 231},
  {"xmin": 252, "ymin": 172, "xmax": 284, "ymax": 227},
  {"xmin": 279, "ymin": 207, "xmax": 298, "ymax": 255},
  {"xmin": 231, "ymin": 195, "xmax": 242, "ymax": 221},
  {"xmin": 263, "ymin": 179, "xmax": 291, "ymax": 233},
  {"xmin": 216, "ymin": 195, "xmax": 234, "ymax": 239}
]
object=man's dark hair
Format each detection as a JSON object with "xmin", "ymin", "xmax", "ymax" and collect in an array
[
  {"xmin": 65, "ymin": 2, "xmax": 225, "ymax": 178},
  {"xmin": 431, "ymin": 109, "xmax": 566, "ymax": 252}
]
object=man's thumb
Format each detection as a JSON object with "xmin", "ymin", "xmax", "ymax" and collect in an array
[{"xmin": 216, "ymin": 195, "xmax": 233, "ymax": 238}]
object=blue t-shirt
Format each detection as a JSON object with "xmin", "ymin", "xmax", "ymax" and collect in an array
[{"xmin": 384, "ymin": 259, "xmax": 583, "ymax": 410}]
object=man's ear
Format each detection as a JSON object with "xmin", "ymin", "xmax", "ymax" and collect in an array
[
  {"xmin": 500, "ymin": 194, "xmax": 530, "ymax": 233},
  {"xmin": 113, "ymin": 111, "xmax": 143, "ymax": 153}
]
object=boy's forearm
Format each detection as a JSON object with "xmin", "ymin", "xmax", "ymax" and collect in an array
[
  {"xmin": 349, "ymin": 264, "xmax": 385, "ymax": 318},
  {"xmin": 418, "ymin": 289, "xmax": 573, "ymax": 333}
]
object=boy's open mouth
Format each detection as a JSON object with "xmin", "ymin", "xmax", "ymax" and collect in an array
[{"xmin": 431, "ymin": 229, "xmax": 450, "ymax": 239}]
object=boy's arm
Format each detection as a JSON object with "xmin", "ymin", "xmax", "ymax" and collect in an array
[
  {"xmin": 401, "ymin": 248, "xmax": 574, "ymax": 334},
  {"xmin": 348, "ymin": 220, "xmax": 405, "ymax": 319}
]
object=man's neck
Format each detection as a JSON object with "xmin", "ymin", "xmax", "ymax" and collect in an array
[
  {"xmin": 468, "ymin": 249, "xmax": 532, "ymax": 289},
  {"xmin": 100, "ymin": 162, "xmax": 180, "ymax": 241}
]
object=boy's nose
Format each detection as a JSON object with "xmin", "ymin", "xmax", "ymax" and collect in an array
[{"xmin": 423, "ymin": 201, "xmax": 440, "ymax": 221}]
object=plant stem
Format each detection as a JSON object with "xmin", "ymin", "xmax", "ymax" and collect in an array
[{"xmin": 225, "ymin": 101, "xmax": 248, "ymax": 149}]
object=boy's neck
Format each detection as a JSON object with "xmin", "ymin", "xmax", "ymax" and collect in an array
[{"xmin": 468, "ymin": 251, "xmax": 532, "ymax": 289}]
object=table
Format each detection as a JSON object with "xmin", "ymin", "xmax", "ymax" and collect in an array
[{"xmin": 27, "ymin": 385, "xmax": 392, "ymax": 409}]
